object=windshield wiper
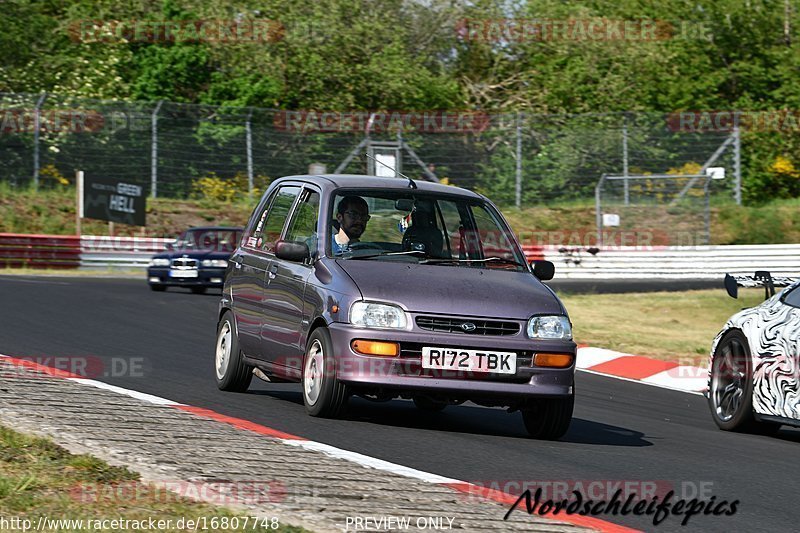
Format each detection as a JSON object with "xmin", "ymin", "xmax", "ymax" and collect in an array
[
  {"xmin": 420, "ymin": 256, "xmax": 527, "ymax": 267},
  {"xmin": 343, "ymin": 250, "xmax": 427, "ymax": 260}
]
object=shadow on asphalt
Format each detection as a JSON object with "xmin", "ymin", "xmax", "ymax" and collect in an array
[{"xmin": 247, "ymin": 388, "xmax": 652, "ymax": 446}]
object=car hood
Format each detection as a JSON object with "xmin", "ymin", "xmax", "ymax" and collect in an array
[{"xmin": 336, "ymin": 259, "xmax": 564, "ymax": 319}]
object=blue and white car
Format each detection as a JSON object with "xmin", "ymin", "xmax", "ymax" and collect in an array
[
  {"xmin": 148, "ymin": 226, "xmax": 243, "ymax": 294},
  {"xmin": 708, "ymin": 273, "xmax": 800, "ymax": 433}
]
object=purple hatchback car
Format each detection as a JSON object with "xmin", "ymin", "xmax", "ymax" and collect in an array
[{"xmin": 215, "ymin": 175, "xmax": 576, "ymax": 439}]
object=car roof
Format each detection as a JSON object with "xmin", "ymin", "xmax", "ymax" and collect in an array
[{"xmin": 272, "ymin": 174, "xmax": 483, "ymax": 199}]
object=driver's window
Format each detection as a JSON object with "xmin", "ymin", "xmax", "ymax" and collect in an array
[
  {"xmin": 258, "ymin": 186, "xmax": 300, "ymax": 253},
  {"xmin": 285, "ymin": 189, "xmax": 320, "ymax": 245}
]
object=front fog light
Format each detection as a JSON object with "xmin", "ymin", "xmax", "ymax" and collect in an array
[
  {"xmin": 527, "ymin": 315, "xmax": 572, "ymax": 340},
  {"xmin": 350, "ymin": 302, "xmax": 407, "ymax": 329}
]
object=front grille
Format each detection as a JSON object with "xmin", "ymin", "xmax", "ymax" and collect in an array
[
  {"xmin": 415, "ymin": 316, "xmax": 520, "ymax": 336},
  {"xmin": 171, "ymin": 258, "xmax": 198, "ymax": 268}
]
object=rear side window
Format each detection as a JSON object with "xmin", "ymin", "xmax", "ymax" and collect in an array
[{"xmin": 782, "ymin": 285, "xmax": 800, "ymax": 308}]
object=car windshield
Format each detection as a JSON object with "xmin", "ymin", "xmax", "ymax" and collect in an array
[
  {"xmin": 174, "ymin": 229, "xmax": 242, "ymax": 252},
  {"xmin": 329, "ymin": 190, "xmax": 526, "ymax": 271}
]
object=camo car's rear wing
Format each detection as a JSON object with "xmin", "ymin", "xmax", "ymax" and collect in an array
[{"xmin": 724, "ymin": 271, "xmax": 798, "ymax": 299}]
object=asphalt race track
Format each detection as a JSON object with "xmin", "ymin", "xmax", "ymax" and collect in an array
[{"xmin": 1, "ymin": 275, "xmax": 797, "ymax": 532}]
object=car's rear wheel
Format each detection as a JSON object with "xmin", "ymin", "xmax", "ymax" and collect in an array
[
  {"xmin": 521, "ymin": 394, "xmax": 574, "ymax": 440},
  {"xmin": 191, "ymin": 287, "xmax": 207, "ymax": 294},
  {"xmin": 709, "ymin": 330, "xmax": 780, "ymax": 434},
  {"xmin": 215, "ymin": 311, "xmax": 252, "ymax": 392},
  {"xmin": 302, "ymin": 328, "xmax": 349, "ymax": 418},
  {"xmin": 412, "ymin": 396, "xmax": 448, "ymax": 412}
]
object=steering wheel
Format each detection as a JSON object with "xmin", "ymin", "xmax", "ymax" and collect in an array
[{"xmin": 348, "ymin": 241, "xmax": 382, "ymax": 251}]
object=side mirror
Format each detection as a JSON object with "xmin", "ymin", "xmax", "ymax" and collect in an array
[
  {"xmin": 275, "ymin": 240, "xmax": 310, "ymax": 263},
  {"xmin": 724, "ymin": 273, "xmax": 738, "ymax": 299},
  {"xmin": 531, "ymin": 260, "xmax": 555, "ymax": 281}
]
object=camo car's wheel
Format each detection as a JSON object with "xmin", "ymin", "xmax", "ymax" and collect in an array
[
  {"xmin": 215, "ymin": 311, "xmax": 253, "ymax": 392},
  {"xmin": 521, "ymin": 393, "xmax": 574, "ymax": 440},
  {"xmin": 302, "ymin": 328, "xmax": 349, "ymax": 418},
  {"xmin": 709, "ymin": 330, "xmax": 780, "ymax": 434}
]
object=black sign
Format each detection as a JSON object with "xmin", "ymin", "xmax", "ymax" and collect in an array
[{"xmin": 83, "ymin": 175, "xmax": 146, "ymax": 226}]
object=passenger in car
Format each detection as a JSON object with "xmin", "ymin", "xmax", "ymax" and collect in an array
[{"xmin": 332, "ymin": 195, "xmax": 370, "ymax": 254}]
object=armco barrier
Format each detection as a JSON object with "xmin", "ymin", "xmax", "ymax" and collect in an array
[
  {"xmin": 0, "ymin": 233, "xmax": 82, "ymax": 268},
  {"xmin": 527, "ymin": 244, "xmax": 800, "ymax": 279},
  {"xmin": 1, "ymin": 234, "xmax": 798, "ymax": 278},
  {"xmin": 0, "ymin": 234, "xmax": 171, "ymax": 270},
  {"xmin": 80, "ymin": 235, "xmax": 172, "ymax": 269}
]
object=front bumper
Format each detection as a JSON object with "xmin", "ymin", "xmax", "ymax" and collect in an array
[
  {"xmin": 327, "ymin": 322, "xmax": 575, "ymax": 401},
  {"xmin": 147, "ymin": 267, "xmax": 226, "ymax": 287}
]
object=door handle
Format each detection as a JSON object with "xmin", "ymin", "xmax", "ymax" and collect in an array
[
  {"xmin": 232, "ymin": 256, "xmax": 243, "ymax": 269},
  {"xmin": 268, "ymin": 264, "xmax": 278, "ymax": 274}
]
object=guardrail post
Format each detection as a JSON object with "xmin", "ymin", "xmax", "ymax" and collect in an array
[
  {"xmin": 515, "ymin": 112, "xmax": 522, "ymax": 209},
  {"xmin": 622, "ymin": 114, "xmax": 629, "ymax": 206},
  {"xmin": 733, "ymin": 125, "xmax": 741, "ymax": 205},
  {"xmin": 246, "ymin": 108, "xmax": 254, "ymax": 201},
  {"xmin": 32, "ymin": 92, "xmax": 47, "ymax": 189},
  {"xmin": 704, "ymin": 177, "xmax": 711, "ymax": 245},
  {"xmin": 150, "ymin": 100, "xmax": 164, "ymax": 199},
  {"xmin": 595, "ymin": 175, "xmax": 606, "ymax": 247}
]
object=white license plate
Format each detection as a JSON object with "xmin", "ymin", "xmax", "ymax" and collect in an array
[
  {"xmin": 169, "ymin": 269, "xmax": 198, "ymax": 278},
  {"xmin": 421, "ymin": 347, "xmax": 517, "ymax": 374}
]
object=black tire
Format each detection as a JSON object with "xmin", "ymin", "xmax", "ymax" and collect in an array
[
  {"xmin": 709, "ymin": 330, "xmax": 781, "ymax": 434},
  {"xmin": 413, "ymin": 396, "xmax": 448, "ymax": 412},
  {"xmin": 521, "ymin": 394, "xmax": 574, "ymax": 440},
  {"xmin": 214, "ymin": 311, "xmax": 253, "ymax": 392},
  {"xmin": 150, "ymin": 284, "xmax": 166, "ymax": 292},
  {"xmin": 302, "ymin": 328, "xmax": 349, "ymax": 418},
  {"xmin": 191, "ymin": 287, "xmax": 207, "ymax": 294}
]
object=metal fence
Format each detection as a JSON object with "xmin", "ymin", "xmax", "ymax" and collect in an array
[{"xmin": 0, "ymin": 92, "xmax": 740, "ymax": 209}]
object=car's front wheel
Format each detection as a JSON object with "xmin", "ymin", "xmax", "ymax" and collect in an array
[
  {"xmin": 709, "ymin": 330, "xmax": 780, "ymax": 434},
  {"xmin": 215, "ymin": 311, "xmax": 253, "ymax": 392},
  {"xmin": 521, "ymin": 394, "xmax": 574, "ymax": 440},
  {"xmin": 302, "ymin": 328, "xmax": 349, "ymax": 418}
]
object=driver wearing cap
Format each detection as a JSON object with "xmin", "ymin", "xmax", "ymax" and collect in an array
[{"xmin": 332, "ymin": 195, "xmax": 370, "ymax": 255}]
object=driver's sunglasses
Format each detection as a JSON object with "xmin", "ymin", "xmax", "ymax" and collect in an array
[{"xmin": 344, "ymin": 210, "xmax": 371, "ymax": 221}]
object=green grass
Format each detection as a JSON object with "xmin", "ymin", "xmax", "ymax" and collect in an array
[
  {"xmin": 0, "ymin": 425, "xmax": 307, "ymax": 533},
  {"xmin": 559, "ymin": 288, "xmax": 765, "ymax": 365}
]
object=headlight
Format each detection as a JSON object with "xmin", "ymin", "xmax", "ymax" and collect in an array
[
  {"xmin": 350, "ymin": 301, "xmax": 407, "ymax": 329},
  {"xmin": 527, "ymin": 315, "xmax": 572, "ymax": 340},
  {"xmin": 149, "ymin": 258, "xmax": 170, "ymax": 267},
  {"xmin": 201, "ymin": 259, "xmax": 228, "ymax": 268}
]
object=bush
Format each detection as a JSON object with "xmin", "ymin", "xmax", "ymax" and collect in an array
[{"xmin": 191, "ymin": 171, "xmax": 271, "ymax": 203}]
